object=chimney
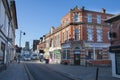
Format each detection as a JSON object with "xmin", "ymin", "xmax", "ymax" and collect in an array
[
  {"xmin": 81, "ymin": 6, "xmax": 85, "ymax": 11},
  {"xmin": 101, "ymin": 8, "xmax": 106, "ymax": 13}
]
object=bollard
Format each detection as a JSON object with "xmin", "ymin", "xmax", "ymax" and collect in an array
[{"xmin": 95, "ymin": 67, "xmax": 99, "ymax": 80}]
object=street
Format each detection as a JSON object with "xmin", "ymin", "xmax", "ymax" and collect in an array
[{"xmin": 25, "ymin": 61, "xmax": 73, "ymax": 80}]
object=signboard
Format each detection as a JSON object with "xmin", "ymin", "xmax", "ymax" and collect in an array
[
  {"xmin": 109, "ymin": 46, "xmax": 120, "ymax": 53},
  {"xmin": 85, "ymin": 43, "xmax": 110, "ymax": 48}
]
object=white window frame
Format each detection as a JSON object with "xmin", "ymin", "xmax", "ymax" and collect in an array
[
  {"xmin": 97, "ymin": 15, "xmax": 101, "ymax": 24},
  {"xmin": 87, "ymin": 14, "xmax": 92, "ymax": 22},
  {"xmin": 87, "ymin": 27, "xmax": 93, "ymax": 41}
]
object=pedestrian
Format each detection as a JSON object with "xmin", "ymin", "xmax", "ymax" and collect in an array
[{"xmin": 17, "ymin": 54, "xmax": 21, "ymax": 63}]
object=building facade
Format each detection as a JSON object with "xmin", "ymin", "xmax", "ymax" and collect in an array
[
  {"xmin": 0, "ymin": 0, "xmax": 18, "ymax": 66},
  {"xmin": 105, "ymin": 14, "xmax": 120, "ymax": 78},
  {"xmin": 39, "ymin": 6, "xmax": 113, "ymax": 65}
]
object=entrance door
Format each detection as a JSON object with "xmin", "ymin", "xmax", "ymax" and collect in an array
[{"xmin": 74, "ymin": 54, "xmax": 80, "ymax": 65}]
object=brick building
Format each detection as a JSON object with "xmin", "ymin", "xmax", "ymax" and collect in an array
[
  {"xmin": 40, "ymin": 6, "xmax": 113, "ymax": 65},
  {"xmin": 105, "ymin": 14, "xmax": 120, "ymax": 78}
]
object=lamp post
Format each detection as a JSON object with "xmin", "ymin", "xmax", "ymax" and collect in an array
[{"xmin": 19, "ymin": 30, "xmax": 25, "ymax": 47}]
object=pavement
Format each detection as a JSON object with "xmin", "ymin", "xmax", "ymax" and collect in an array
[
  {"xmin": 0, "ymin": 61, "xmax": 120, "ymax": 80},
  {"xmin": 0, "ymin": 61, "xmax": 28, "ymax": 80}
]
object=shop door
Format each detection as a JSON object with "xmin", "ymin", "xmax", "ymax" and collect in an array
[{"xmin": 74, "ymin": 54, "xmax": 80, "ymax": 65}]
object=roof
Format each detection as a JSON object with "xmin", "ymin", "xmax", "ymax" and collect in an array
[{"xmin": 105, "ymin": 13, "xmax": 120, "ymax": 23}]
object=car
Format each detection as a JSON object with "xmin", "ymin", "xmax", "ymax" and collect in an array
[
  {"xmin": 23, "ymin": 54, "xmax": 31, "ymax": 61},
  {"xmin": 31, "ymin": 53, "xmax": 39, "ymax": 60}
]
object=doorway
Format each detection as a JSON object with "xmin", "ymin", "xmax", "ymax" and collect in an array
[{"xmin": 74, "ymin": 54, "xmax": 80, "ymax": 65}]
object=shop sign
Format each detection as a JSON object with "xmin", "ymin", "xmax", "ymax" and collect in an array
[
  {"xmin": 62, "ymin": 43, "xmax": 71, "ymax": 48},
  {"xmin": 54, "ymin": 50, "xmax": 60, "ymax": 54},
  {"xmin": 109, "ymin": 45, "xmax": 120, "ymax": 53},
  {"xmin": 74, "ymin": 51, "xmax": 80, "ymax": 54},
  {"xmin": 85, "ymin": 43, "xmax": 110, "ymax": 48}
]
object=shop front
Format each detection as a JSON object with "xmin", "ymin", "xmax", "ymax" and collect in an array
[
  {"xmin": 61, "ymin": 41, "xmax": 83, "ymax": 65},
  {"xmin": 109, "ymin": 45, "xmax": 120, "ymax": 78},
  {"xmin": 85, "ymin": 42, "xmax": 111, "ymax": 66}
]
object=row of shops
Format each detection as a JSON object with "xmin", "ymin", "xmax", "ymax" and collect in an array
[{"xmin": 43, "ymin": 42, "xmax": 111, "ymax": 66}]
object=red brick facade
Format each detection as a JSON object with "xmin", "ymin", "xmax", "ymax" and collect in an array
[{"xmin": 39, "ymin": 7, "xmax": 114, "ymax": 65}]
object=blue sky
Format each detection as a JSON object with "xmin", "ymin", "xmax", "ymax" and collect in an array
[{"xmin": 15, "ymin": 0, "xmax": 120, "ymax": 48}]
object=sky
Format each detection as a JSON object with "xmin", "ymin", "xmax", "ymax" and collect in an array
[{"xmin": 15, "ymin": 0, "xmax": 120, "ymax": 48}]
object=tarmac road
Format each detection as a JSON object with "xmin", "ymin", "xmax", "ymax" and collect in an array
[{"xmin": 25, "ymin": 62, "xmax": 74, "ymax": 80}]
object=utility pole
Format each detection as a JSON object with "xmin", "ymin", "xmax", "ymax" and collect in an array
[{"xmin": 19, "ymin": 30, "xmax": 25, "ymax": 47}]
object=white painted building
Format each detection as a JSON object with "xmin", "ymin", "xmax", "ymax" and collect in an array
[{"xmin": 0, "ymin": 0, "xmax": 18, "ymax": 65}]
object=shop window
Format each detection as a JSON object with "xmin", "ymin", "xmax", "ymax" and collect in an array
[
  {"xmin": 96, "ymin": 50, "xmax": 103, "ymax": 59},
  {"xmin": 62, "ymin": 50, "xmax": 70, "ymax": 59}
]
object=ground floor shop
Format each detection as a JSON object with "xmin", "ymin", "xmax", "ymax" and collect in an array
[
  {"xmin": 44, "ymin": 47, "xmax": 61, "ymax": 64},
  {"xmin": 109, "ymin": 45, "xmax": 120, "ymax": 78},
  {"xmin": 61, "ymin": 42, "xmax": 111, "ymax": 66}
]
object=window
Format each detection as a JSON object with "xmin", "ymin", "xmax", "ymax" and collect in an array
[
  {"xmin": 87, "ymin": 28, "xmax": 93, "ymax": 41},
  {"xmin": 66, "ymin": 31, "xmax": 69, "ymax": 40},
  {"xmin": 74, "ymin": 13, "xmax": 79, "ymax": 22},
  {"xmin": 97, "ymin": 15, "xmax": 101, "ymax": 24},
  {"xmin": 62, "ymin": 50, "xmax": 70, "ymax": 59},
  {"xmin": 49, "ymin": 39, "xmax": 53, "ymax": 47},
  {"xmin": 87, "ymin": 14, "xmax": 92, "ymax": 22},
  {"xmin": 97, "ymin": 29, "xmax": 102, "ymax": 42},
  {"xmin": 62, "ymin": 33, "xmax": 64, "ymax": 42},
  {"xmin": 56, "ymin": 35, "xmax": 60, "ymax": 46},
  {"xmin": 74, "ymin": 29, "xmax": 79, "ymax": 41},
  {"xmin": 66, "ymin": 18, "xmax": 69, "ymax": 25},
  {"xmin": 108, "ymin": 32, "xmax": 111, "ymax": 40}
]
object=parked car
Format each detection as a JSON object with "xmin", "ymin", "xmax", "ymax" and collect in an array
[{"xmin": 31, "ymin": 53, "xmax": 39, "ymax": 60}]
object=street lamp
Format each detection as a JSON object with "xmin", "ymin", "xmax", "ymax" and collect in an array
[{"xmin": 19, "ymin": 30, "xmax": 25, "ymax": 47}]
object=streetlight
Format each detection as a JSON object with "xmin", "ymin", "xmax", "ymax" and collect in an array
[{"xmin": 19, "ymin": 30, "xmax": 25, "ymax": 47}]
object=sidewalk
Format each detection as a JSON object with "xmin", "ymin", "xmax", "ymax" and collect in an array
[
  {"xmin": 0, "ymin": 62, "xmax": 28, "ymax": 80},
  {"xmin": 43, "ymin": 63, "xmax": 120, "ymax": 80},
  {"xmin": 0, "ymin": 61, "xmax": 120, "ymax": 80}
]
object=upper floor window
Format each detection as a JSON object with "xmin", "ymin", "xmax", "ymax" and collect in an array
[
  {"xmin": 50, "ymin": 39, "xmax": 53, "ymax": 47},
  {"xmin": 62, "ymin": 33, "xmax": 64, "ymax": 42},
  {"xmin": 87, "ymin": 14, "xmax": 92, "ymax": 22},
  {"xmin": 74, "ymin": 29, "xmax": 79, "ymax": 41},
  {"xmin": 108, "ymin": 31, "xmax": 111, "ymax": 40},
  {"xmin": 97, "ymin": 15, "xmax": 101, "ymax": 24},
  {"xmin": 66, "ymin": 31, "xmax": 69, "ymax": 40},
  {"xmin": 65, "ymin": 18, "xmax": 69, "ymax": 25},
  {"xmin": 74, "ymin": 13, "xmax": 79, "ymax": 22},
  {"xmin": 87, "ymin": 27, "xmax": 93, "ymax": 41},
  {"xmin": 97, "ymin": 29, "xmax": 102, "ymax": 42},
  {"xmin": 56, "ymin": 35, "xmax": 60, "ymax": 46}
]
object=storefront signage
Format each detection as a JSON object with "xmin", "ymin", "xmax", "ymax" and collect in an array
[
  {"xmin": 85, "ymin": 43, "xmax": 110, "ymax": 48},
  {"xmin": 109, "ymin": 45, "xmax": 120, "ymax": 53},
  {"xmin": 62, "ymin": 43, "xmax": 71, "ymax": 48}
]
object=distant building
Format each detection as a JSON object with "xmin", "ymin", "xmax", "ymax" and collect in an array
[
  {"xmin": 33, "ymin": 40, "xmax": 39, "ymax": 51},
  {"xmin": 105, "ymin": 13, "xmax": 120, "ymax": 78},
  {"xmin": 25, "ymin": 41, "xmax": 30, "ymax": 50}
]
